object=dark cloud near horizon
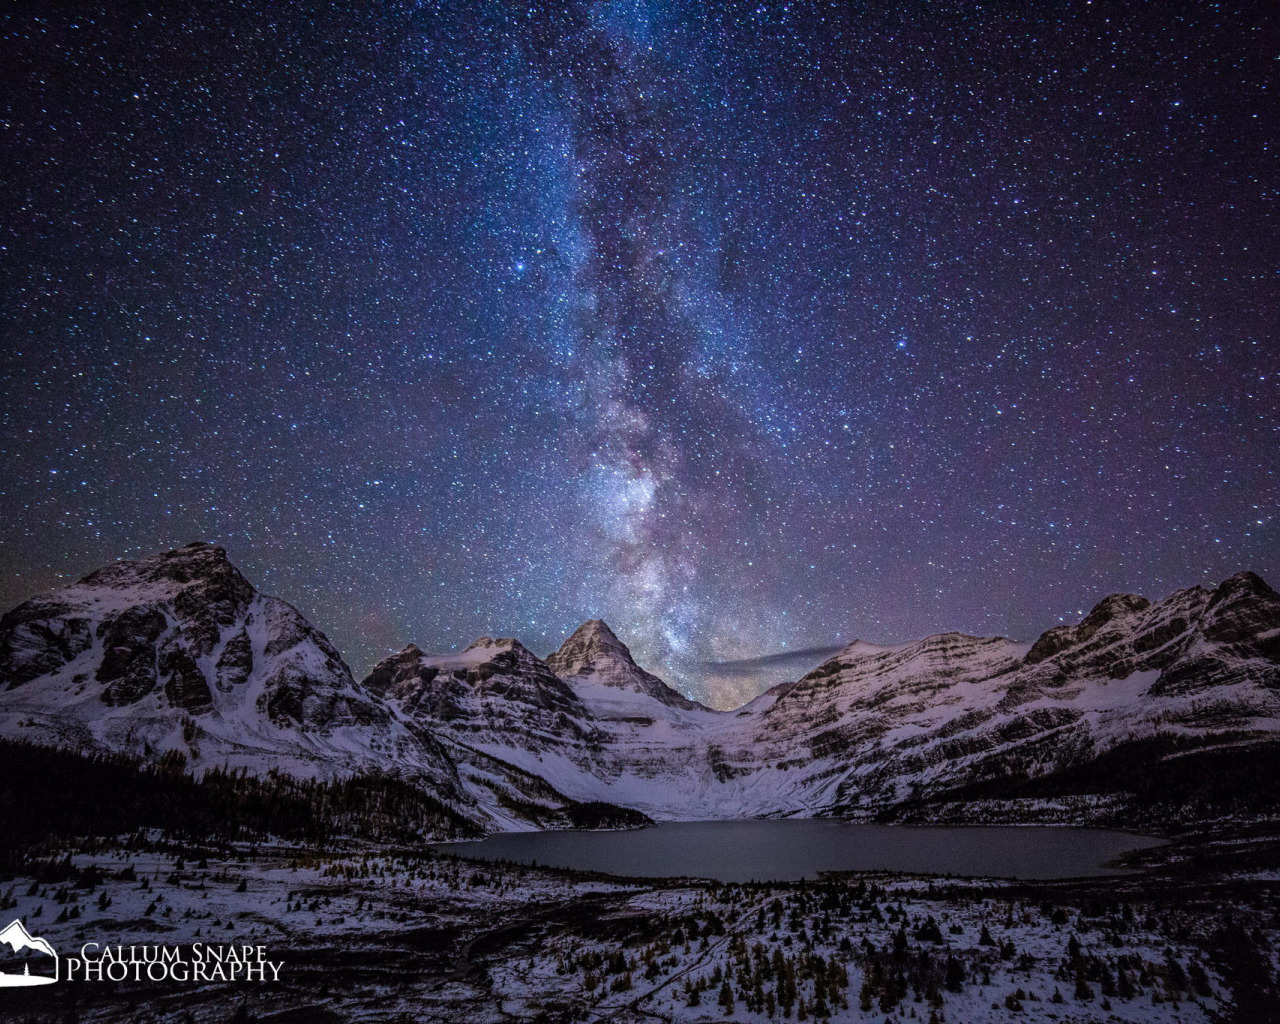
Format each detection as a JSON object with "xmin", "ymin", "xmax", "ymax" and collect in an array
[{"xmin": 699, "ymin": 646, "xmax": 846, "ymax": 678}]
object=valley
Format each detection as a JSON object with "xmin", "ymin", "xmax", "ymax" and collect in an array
[{"xmin": 1, "ymin": 543, "xmax": 1278, "ymax": 1021}]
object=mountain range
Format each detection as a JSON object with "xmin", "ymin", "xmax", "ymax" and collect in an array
[{"xmin": 1, "ymin": 542, "xmax": 1277, "ymax": 835}]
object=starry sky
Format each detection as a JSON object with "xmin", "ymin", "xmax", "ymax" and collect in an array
[{"xmin": 2, "ymin": 1, "xmax": 1277, "ymax": 708}]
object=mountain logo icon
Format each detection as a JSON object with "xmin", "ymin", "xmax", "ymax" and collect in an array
[{"xmin": 0, "ymin": 919, "xmax": 58, "ymax": 987}]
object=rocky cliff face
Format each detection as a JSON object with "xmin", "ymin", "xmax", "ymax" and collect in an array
[
  {"xmin": 367, "ymin": 574, "xmax": 1280, "ymax": 826},
  {"xmin": 3, "ymin": 544, "xmax": 1278, "ymax": 832},
  {"xmin": 0, "ymin": 543, "xmax": 392, "ymax": 759},
  {"xmin": 365, "ymin": 637, "xmax": 586, "ymax": 725},
  {"xmin": 752, "ymin": 573, "xmax": 1280, "ymax": 823},
  {"xmin": 0, "ymin": 544, "xmax": 642, "ymax": 835},
  {"xmin": 545, "ymin": 619, "xmax": 709, "ymax": 712}
]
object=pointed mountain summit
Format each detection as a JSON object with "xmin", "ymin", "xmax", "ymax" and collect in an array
[
  {"xmin": 0, "ymin": 541, "xmax": 394, "ymax": 772},
  {"xmin": 546, "ymin": 619, "xmax": 708, "ymax": 711},
  {"xmin": 544, "ymin": 620, "xmax": 630, "ymax": 676}
]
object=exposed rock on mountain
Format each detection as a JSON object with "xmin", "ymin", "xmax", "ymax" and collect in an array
[
  {"xmin": 545, "ymin": 619, "xmax": 709, "ymax": 712},
  {"xmin": 0, "ymin": 543, "xmax": 388, "ymax": 753},
  {"xmin": 789, "ymin": 576, "xmax": 1280, "ymax": 824},
  {"xmin": 374, "ymin": 577, "xmax": 1280, "ymax": 827},
  {"xmin": 0, "ymin": 544, "xmax": 643, "ymax": 836},
  {"xmin": 3, "ymin": 544, "xmax": 1278, "ymax": 833}
]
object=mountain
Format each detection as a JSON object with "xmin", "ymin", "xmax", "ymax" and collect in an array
[
  {"xmin": 545, "ymin": 619, "xmax": 709, "ymax": 712},
  {"xmin": 726, "ymin": 572, "xmax": 1280, "ymax": 824},
  {"xmin": 0, "ymin": 542, "xmax": 403, "ymax": 775},
  {"xmin": 0, "ymin": 544, "xmax": 645, "ymax": 836},
  {"xmin": 355, "ymin": 635, "xmax": 654, "ymax": 831},
  {"xmin": 366, "ymin": 575, "xmax": 1280, "ymax": 827},
  {"xmin": 2, "ymin": 543, "xmax": 1278, "ymax": 833},
  {"xmin": 365, "ymin": 636, "xmax": 588, "ymax": 729},
  {"xmin": 364, "ymin": 624, "xmax": 741, "ymax": 820}
]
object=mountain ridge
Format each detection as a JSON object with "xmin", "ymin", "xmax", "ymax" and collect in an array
[{"xmin": 2, "ymin": 542, "xmax": 1278, "ymax": 835}]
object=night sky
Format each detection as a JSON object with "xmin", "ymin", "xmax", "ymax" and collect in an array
[{"xmin": 2, "ymin": 2, "xmax": 1276, "ymax": 708}]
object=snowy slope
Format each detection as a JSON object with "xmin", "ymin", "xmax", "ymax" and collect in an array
[
  {"xmin": 545, "ymin": 619, "xmax": 710, "ymax": 711},
  {"xmin": 371, "ymin": 573, "xmax": 1280, "ymax": 825},
  {"xmin": 3, "ymin": 543, "xmax": 1278, "ymax": 831},
  {"xmin": 0, "ymin": 544, "xmax": 637, "ymax": 834},
  {"xmin": 0, "ymin": 543, "xmax": 406, "ymax": 774}
]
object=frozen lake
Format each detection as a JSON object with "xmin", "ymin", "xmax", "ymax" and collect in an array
[{"xmin": 434, "ymin": 820, "xmax": 1165, "ymax": 882}]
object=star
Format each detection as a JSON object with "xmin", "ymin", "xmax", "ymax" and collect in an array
[{"xmin": 0, "ymin": 1, "xmax": 1275, "ymax": 708}]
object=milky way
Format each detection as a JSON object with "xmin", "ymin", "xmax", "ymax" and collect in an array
[{"xmin": 1, "ymin": 2, "xmax": 1276, "ymax": 707}]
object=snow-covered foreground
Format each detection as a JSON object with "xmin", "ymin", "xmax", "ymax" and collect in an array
[{"xmin": 2, "ymin": 836, "xmax": 1276, "ymax": 1023}]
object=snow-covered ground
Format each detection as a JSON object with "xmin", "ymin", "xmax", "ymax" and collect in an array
[{"xmin": 2, "ymin": 837, "xmax": 1274, "ymax": 1023}]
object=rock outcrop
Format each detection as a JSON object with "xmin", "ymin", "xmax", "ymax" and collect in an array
[{"xmin": 4, "ymin": 544, "xmax": 1279, "ymax": 831}]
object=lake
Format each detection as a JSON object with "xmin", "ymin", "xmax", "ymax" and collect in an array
[{"xmin": 433, "ymin": 820, "xmax": 1165, "ymax": 882}]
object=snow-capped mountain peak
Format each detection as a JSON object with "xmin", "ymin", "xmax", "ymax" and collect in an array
[
  {"xmin": 546, "ymin": 619, "xmax": 707, "ymax": 711},
  {"xmin": 3, "ymin": 546, "xmax": 1278, "ymax": 834},
  {"xmin": 464, "ymin": 635, "xmax": 522, "ymax": 653},
  {"xmin": 0, "ymin": 542, "xmax": 400, "ymax": 774},
  {"xmin": 544, "ymin": 619, "xmax": 631, "ymax": 675}
]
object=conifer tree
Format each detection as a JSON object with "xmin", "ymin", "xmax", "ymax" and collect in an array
[{"xmin": 718, "ymin": 980, "xmax": 734, "ymax": 1013}]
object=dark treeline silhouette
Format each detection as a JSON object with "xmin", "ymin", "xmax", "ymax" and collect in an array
[
  {"xmin": 0, "ymin": 738, "xmax": 479, "ymax": 869},
  {"xmin": 884, "ymin": 733, "xmax": 1280, "ymax": 826}
]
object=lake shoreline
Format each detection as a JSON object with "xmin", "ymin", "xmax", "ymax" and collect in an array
[{"xmin": 429, "ymin": 819, "xmax": 1167, "ymax": 883}]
